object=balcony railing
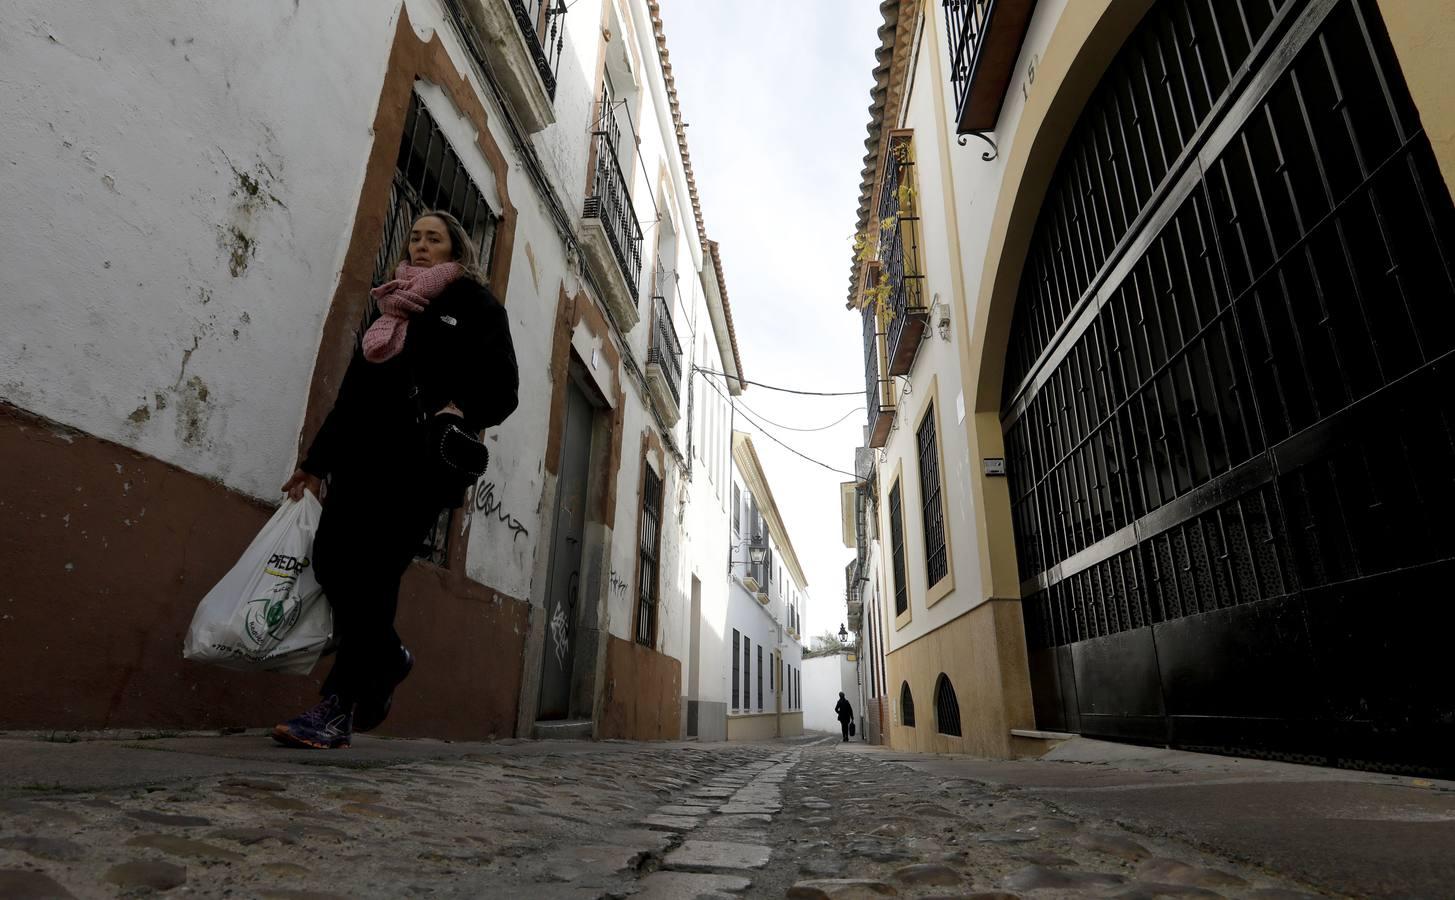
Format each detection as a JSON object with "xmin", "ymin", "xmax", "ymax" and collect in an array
[
  {"xmin": 879, "ymin": 133, "xmax": 928, "ymax": 376},
  {"xmin": 510, "ymin": 0, "xmax": 567, "ymax": 100},
  {"xmin": 944, "ymin": 0, "xmax": 1037, "ymax": 135},
  {"xmin": 584, "ymin": 95, "xmax": 643, "ymax": 304},
  {"xmin": 864, "ymin": 304, "xmax": 895, "ymax": 448},
  {"xmin": 647, "ymin": 293, "xmax": 683, "ymax": 408}
]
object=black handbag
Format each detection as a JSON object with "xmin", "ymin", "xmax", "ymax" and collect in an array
[
  {"xmin": 433, "ymin": 416, "xmax": 490, "ymax": 479},
  {"xmin": 400, "ymin": 318, "xmax": 490, "ymax": 482},
  {"xmin": 407, "ymin": 385, "xmax": 490, "ymax": 481}
]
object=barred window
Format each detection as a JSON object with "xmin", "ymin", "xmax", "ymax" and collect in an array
[
  {"xmin": 380, "ymin": 92, "xmax": 499, "ymax": 566},
  {"xmin": 742, "ymin": 635, "xmax": 751, "ymax": 709},
  {"xmin": 731, "ymin": 628, "xmax": 740, "ymax": 710},
  {"xmin": 732, "ymin": 483, "xmax": 741, "ymax": 534},
  {"xmin": 917, "ymin": 406, "xmax": 948, "ymax": 587},
  {"xmin": 934, "ymin": 673, "xmax": 961, "ymax": 737},
  {"xmin": 757, "ymin": 645, "xmax": 764, "ymax": 711},
  {"xmin": 635, "ymin": 467, "xmax": 663, "ymax": 647},
  {"xmin": 889, "ymin": 480, "xmax": 908, "ymax": 616},
  {"xmin": 900, "ymin": 681, "xmax": 916, "ymax": 727},
  {"xmin": 374, "ymin": 92, "xmax": 497, "ymax": 300}
]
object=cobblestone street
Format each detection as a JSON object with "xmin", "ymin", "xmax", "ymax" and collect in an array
[{"xmin": 6, "ymin": 732, "xmax": 1441, "ymax": 898}]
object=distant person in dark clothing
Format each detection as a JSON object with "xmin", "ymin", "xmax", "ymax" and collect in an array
[{"xmin": 835, "ymin": 692, "xmax": 854, "ymax": 742}]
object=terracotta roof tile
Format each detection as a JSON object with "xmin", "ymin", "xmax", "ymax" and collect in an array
[{"xmin": 846, "ymin": 0, "xmax": 908, "ymax": 307}]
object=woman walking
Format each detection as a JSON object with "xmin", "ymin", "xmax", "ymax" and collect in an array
[
  {"xmin": 273, "ymin": 210, "xmax": 518, "ymax": 749},
  {"xmin": 835, "ymin": 692, "xmax": 855, "ymax": 742}
]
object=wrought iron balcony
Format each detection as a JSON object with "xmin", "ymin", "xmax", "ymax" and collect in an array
[
  {"xmin": 944, "ymin": 0, "xmax": 1037, "ymax": 136},
  {"xmin": 645, "ymin": 286, "xmax": 683, "ymax": 425},
  {"xmin": 580, "ymin": 90, "xmax": 644, "ymax": 329},
  {"xmin": 510, "ymin": 0, "xmax": 567, "ymax": 100},
  {"xmin": 449, "ymin": 0, "xmax": 566, "ymax": 133},
  {"xmin": 878, "ymin": 133, "xmax": 928, "ymax": 376},
  {"xmin": 864, "ymin": 301, "xmax": 895, "ymax": 449}
]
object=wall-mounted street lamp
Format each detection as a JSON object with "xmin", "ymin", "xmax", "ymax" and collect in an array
[
  {"xmin": 728, "ymin": 535, "xmax": 768, "ymax": 572},
  {"xmin": 838, "ymin": 623, "xmax": 849, "ymax": 642},
  {"xmin": 931, "ymin": 294, "xmax": 952, "ymax": 342}
]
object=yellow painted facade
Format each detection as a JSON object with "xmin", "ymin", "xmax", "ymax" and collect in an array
[{"xmin": 854, "ymin": 0, "xmax": 1455, "ymax": 760}]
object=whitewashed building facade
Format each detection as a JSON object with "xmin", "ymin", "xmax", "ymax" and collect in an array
[{"xmin": 0, "ymin": 0, "xmax": 743, "ymax": 741}]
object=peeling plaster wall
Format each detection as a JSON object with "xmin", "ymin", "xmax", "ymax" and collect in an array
[
  {"xmin": 1, "ymin": 0, "xmax": 722, "ymax": 736},
  {"xmin": 0, "ymin": 1, "xmax": 399, "ymax": 499}
]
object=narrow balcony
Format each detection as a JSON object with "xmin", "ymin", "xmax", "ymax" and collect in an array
[
  {"xmin": 581, "ymin": 96, "xmax": 643, "ymax": 330},
  {"xmin": 749, "ymin": 559, "xmax": 771, "ymax": 602},
  {"xmin": 458, "ymin": 0, "xmax": 566, "ymax": 134},
  {"xmin": 864, "ymin": 304, "xmax": 896, "ymax": 449},
  {"xmin": 944, "ymin": 0, "xmax": 1037, "ymax": 135},
  {"xmin": 645, "ymin": 278, "xmax": 683, "ymax": 425},
  {"xmin": 879, "ymin": 132, "xmax": 928, "ymax": 376}
]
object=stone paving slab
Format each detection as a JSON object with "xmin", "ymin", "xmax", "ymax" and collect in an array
[
  {"xmin": 633, "ymin": 871, "xmax": 753, "ymax": 898},
  {"xmin": 664, "ymin": 839, "xmax": 774, "ymax": 872},
  {"xmin": 640, "ymin": 814, "xmax": 701, "ymax": 831}
]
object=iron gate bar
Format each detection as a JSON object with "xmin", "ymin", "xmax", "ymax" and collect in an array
[
  {"xmin": 1002, "ymin": 0, "xmax": 1319, "ymax": 420},
  {"xmin": 1013, "ymin": 0, "xmax": 1455, "ymax": 648}
]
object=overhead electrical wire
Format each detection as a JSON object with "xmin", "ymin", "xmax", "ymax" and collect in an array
[
  {"xmin": 698, "ymin": 374, "xmax": 858, "ymax": 478},
  {"xmin": 692, "ymin": 367, "xmax": 863, "ymax": 397},
  {"xmin": 735, "ymin": 401, "xmax": 866, "ymax": 433}
]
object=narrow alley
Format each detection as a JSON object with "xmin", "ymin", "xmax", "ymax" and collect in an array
[{"xmin": 4, "ymin": 732, "xmax": 1448, "ymax": 898}]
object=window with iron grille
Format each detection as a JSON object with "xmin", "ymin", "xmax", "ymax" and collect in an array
[
  {"xmin": 769, "ymin": 651, "xmax": 774, "ymax": 693},
  {"xmin": 757, "ymin": 645, "xmax": 764, "ymax": 711},
  {"xmin": 375, "ymin": 92, "xmax": 499, "ymax": 565},
  {"xmin": 732, "ymin": 483, "xmax": 741, "ymax": 534},
  {"xmin": 743, "ymin": 636, "xmax": 752, "ymax": 709},
  {"xmin": 900, "ymin": 681, "xmax": 916, "ymax": 727},
  {"xmin": 934, "ymin": 673, "xmax": 962, "ymax": 737},
  {"xmin": 635, "ymin": 467, "xmax": 662, "ymax": 647},
  {"xmin": 866, "ymin": 612, "xmax": 878, "ymax": 698},
  {"xmin": 731, "ymin": 628, "xmax": 740, "ymax": 710},
  {"xmin": 888, "ymin": 480, "xmax": 909, "ymax": 616},
  {"xmin": 917, "ymin": 405, "xmax": 948, "ymax": 587}
]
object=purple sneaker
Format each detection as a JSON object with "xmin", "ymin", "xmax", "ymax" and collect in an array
[
  {"xmin": 272, "ymin": 695, "xmax": 353, "ymax": 749},
  {"xmin": 354, "ymin": 647, "xmax": 414, "ymax": 733}
]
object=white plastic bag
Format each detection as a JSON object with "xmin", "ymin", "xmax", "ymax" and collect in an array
[{"xmin": 183, "ymin": 493, "xmax": 332, "ymax": 675}]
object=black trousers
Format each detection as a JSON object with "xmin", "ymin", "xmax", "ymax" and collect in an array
[
  {"xmin": 311, "ymin": 473, "xmax": 442, "ymax": 706},
  {"xmin": 840, "ymin": 719, "xmax": 851, "ymax": 741}
]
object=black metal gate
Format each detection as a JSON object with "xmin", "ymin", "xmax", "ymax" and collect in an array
[{"xmin": 1004, "ymin": 0, "xmax": 1455, "ymax": 775}]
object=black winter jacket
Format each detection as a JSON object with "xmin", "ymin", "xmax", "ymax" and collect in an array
[
  {"xmin": 835, "ymin": 698, "xmax": 854, "ymax": 723},
  {"xmin": 301, "ymin": 278, "xmax": 519, "ymax": 496}
]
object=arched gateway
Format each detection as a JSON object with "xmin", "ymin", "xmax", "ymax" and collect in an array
[{"xmin": 999, "ymin": 0, "xmax": 1455, "ymax": 773}]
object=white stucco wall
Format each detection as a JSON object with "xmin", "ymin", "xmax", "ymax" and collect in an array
[
  {"xmin": 803, "ymin": 653, "xmax": 860, "ymax": 733},
  {"xmin": 0, "ymin": 0, "xmax": 401, "ymax": 499},
  {"xmin": 2, "ymin": 0, "xmax": 726, "ymax": 672}
]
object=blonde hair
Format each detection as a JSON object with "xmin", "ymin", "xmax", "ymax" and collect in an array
[{"xmin": 404, "ymin": 209, "xmax": 484, "ymax": 281}]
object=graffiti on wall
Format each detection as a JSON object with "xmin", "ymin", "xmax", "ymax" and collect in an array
[
  {"xmin": 459, "ymin": 479, "xmax": 530, "ymax": 543},
  {"xmin": 609, "ymin": 569, "xmax": 630, "ymax": 600}
]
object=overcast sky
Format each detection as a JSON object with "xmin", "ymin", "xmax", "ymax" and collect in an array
[{"xmin": 658, "ymin": 1, "xmax": 883, "ymax": 643}]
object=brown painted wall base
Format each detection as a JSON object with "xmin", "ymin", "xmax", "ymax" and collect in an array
[
  {"xmin": 597, "ymin": 635, "xmax": 681, "ymax": 741},
  {"xmin": 0, "ymin": 403, "xmax": 527, "ymax": 740}
]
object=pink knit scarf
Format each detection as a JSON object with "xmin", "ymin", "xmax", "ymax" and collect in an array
[{"xmin": 361, "ymin": 262, "xmax": 464, "ymax": 363}]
